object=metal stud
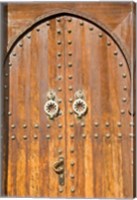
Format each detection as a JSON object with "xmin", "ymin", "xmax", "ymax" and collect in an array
[
  {"xmin": 57, "ymin": 18, "xmax": 61, "ymax": 22},
  {"xmin": 27, "ymin": 35, "xmax": 31, "ymax": 39},
  {"xmin": 71, "ymin": 187, "xmax": 75, "ymax": 193},
  {"xmin": 68, "ymin": 75, "xmax": 73, "ymax": 79},
  {"xmin": 80, "ymin": 21, "xmax": 84, "ymax": 26},
  {"xmin": 23, "ymin": 135, "xmax": 27, "ymax": 140},
  {"xmin": 69, "ymin": 98, "xmax": 73, "ymax": 103},
  {"xmin": 5, "ymin": 73, "xmax": 8, "ymax": 77},
  {"xmin": 122, "ymin": 73, "xmax": 127, "ymax": 78},
  {"xmin": 94, "ymin": 133, "xmax": 98, "ymax": 138},
  {"xmin": 68, "ymin": 30, "xmax": 72, "ymax": 33},
  {"xmin": 46, "ymin": 21, "xmax": 50, "ymax": 26},
  {"xmin": 119, "ymin": 62, "xmax": 123, "ymax": 67},
  {"xmin": 58, "ymin": 87, "xmax": 62, "ymax": 92},
  {"xmin": 4, "ymin": 85, "xmax": 8, "ymax": 89},
  {"xmin": 58, "ymin": 124, "xmax": 62, "ymax": 128},
  {"xmin": 59, "ymin": 110, "xmax": 62, "ymax": 115},
  {"xmin": 5, "ymin": 96, "xmax": 9, "ymax": 101},
  {"xmin": 57, "ymin": 29, "xmax": 61, "ymax": 34},
  {"xmin": 57, "ymin": 52, "xmax": 62, "ymax": 57},
  {"xmin": 11, "ymin": 135, "xmax": 16, "ymax": 140},
  {"xmin": 105, "ymin": 122, "xmax": 110, "ymax": 127},
  {"xmin": 123, "ymin": 86, "xmax": 127, "ymax": 91},
  {"xmin": 122, "ymin": 97, "xmax": 127, "ymax": 102},
  {"xmin": 68, "ymin": 52, "xmax": 72, "ymax": 56},
  {"xmin": 70, "ymin": 134, "xmax": 74, "ymax": 139},
  {"xmin": 23, "ymin": 124, "xmax": 27, "ymax": 128},
  {"xmin": 58, "ymin": 134, "xmax": 63, "ymax": 139},
  {"xmin": 58, "ymin": 99, "xmax": 62, "ymax": 103},
  {"xmin": 9, "ymin": 63, "xmax": 12, "ymax": 67},
  {"xmin": 46, "ymin": 124, "xmax": 51, "ymax": 128},
  {"xmin": 117, "ymin": 122, "xmax": 122, "ymax": 127},
  {"xmin": 70, "ymin": 161, "xmax": 75, "ymax": 166},
  {"xmin": 36, "ymin": 28, "xmax": 40, "ymax": 32},
  {"xmin": 11, "ymin": 124, "xmax": 15, "ymax": 129},
  {"xmin": 81, "ymin": 122, "xmax": 85, "ymax": 127},
  {"xmin": 68, "ymin": 41, "xmax": 72, "ymax": 45},
  {"xmin": 68, "ymin": 18, "xmax": 72, "ymax": 22},
  {"xmin": 46, "ymin": 134, "xmax": 50, "ymax": 139},
  {"xmin": 118, "ymin": 133, "xmax": 122, "ymax": 138},
  {"xmin": 12, "ymin": 53, "xmax": 16, "ymax": 56},
  {"xmin": 34, "ymin": 134, "xmax": 38, "ymax": 139},
  {"xmin": 82, "ymin": 133, "xmax": 86, "ymax": 138},
  {"xmin": 70, "ymin": 123, "xmax": 74, "ymax": 127},
  {"xmin": 99, "ymin": 33, "xmax": 103, "ymax": 37},
  {"xmin": 57, "ymin": 41, "xmax": 62, "ymax": 45},
  {"xmin": 94, "ymin": 122, "xmax": 99, "ymax": 127},
  {"xmin": 34, "ymin": 124, "xmax": 39, "ymax": 128},
  {"xmin": 70, "ymin": 147, "xmax": 75, "ymax": 153},
  {"xmin": 58, "ymin": 149, "xmax": 62, "ymax": 154},
  {"xmin": 131, "ymin": 148, "xmax": 134, "ymax": 152},
  {"xmin": 120, "ymin": 109, "xmax": 125, "ymax": 114},
  {"xmin": 89, "ymin": 27, "xmax": 94, "ymax": 31},
  {"xmin": 105, "ymin": 133, "xmax": 110, "ymax": 138},
  {"xmin": 69, "ymin": 110, "xmax": 73, "ymax": 114},
  {"xmin": 57, "ymin": 75, "xmax": 62, "ymax": 80},
  {"xmin": 19, "ymin": 43, "xmax": 23, "ymax": 47},
  {"xmin": 107, "ymin": 41, "xmax": 111, "ymax": 46},
  {"xmin": 130, "ymin": 122, "xmax": 134, "ymax": 127},
  {"xmin": 70, "ymin": 174, "xmax": 75, "ymax": 179},
  {"xmin": 59, "ymin": 187, "xmax": 63, "ymax": 193},
  {"xmin": 129, "ymin": 133, "xmax": 134, "ymax": 138},
  {"xmin": 68, "ymin": 63, "xmax": 72, "ymax": 67},
  {"xmin": 68, "ymin": 86, "xmax": 73, "ymax": 91},
  {"xmin": 57, "ymin": 64, "xmax": 61, "ymax": 68},
  {"xmin": 8, "ymin": 111, "xmax": 12, "ymax": 116},
  {"xmin": 114, "ymin": 51, "xmax": 118, "ymax": 56}
]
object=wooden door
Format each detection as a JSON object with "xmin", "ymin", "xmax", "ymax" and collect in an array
[{"xmin": 1, "ymin": 3, "xmax": 136, "ymax": 198}]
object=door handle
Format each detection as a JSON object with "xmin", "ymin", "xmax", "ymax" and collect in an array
[{"xmin": 53, "ymin": 157, "xmax": 64, "ymax": 185}]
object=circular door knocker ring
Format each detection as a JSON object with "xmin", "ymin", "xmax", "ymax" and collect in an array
[
  {"xmin": 44, "ymin": 90, "xmax": 59, "ymax": 119},
  {"xmin": 73, "ymin": 91, "xmax": 88, "ymax": 118}
]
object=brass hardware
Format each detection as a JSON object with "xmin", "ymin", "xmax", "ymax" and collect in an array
[
  {"xmin": 58, "ymin": 99, "xmax": 62, "ymax": 103},
  {"xmin": 34, "ymin": 124, "xmax": 39, "ymax": 128},
  {"xmin": 68, "ymin": 18, "xmax": 72, "ymax": 22},
  {"xmin": 131, "ymin": 148, "xmax": 134, "ymax": 152},
  {"xmin": 69, "ymin": 98, "xmax": 73, "ymax": 103},
  {"xmin": 57, "ymin": 41, "xmax": 62, "ymax": 45},
  {"xmin": 82, "ymin": 134, "xmax": 86, "ymax": 138},
  {"xmin": 119, "ymin": 62, "xmax": 123, "ymax": 67},
  {"xmin": 23, "ymin": 124, "xmax": 27, "ymax": 128},
  {"xmin": 123, "ymin": 86, "xmax": 127, "ymax": 90},
  {"xmin": 5, "ymin": 73, "xmax": 8, "ymax": 77},
  {"xmin": 23, "ymin": 135, "xmax": 27, "ymax": 140},
  {"xmin": 11, "ymin": 124, "xmax": 15, "ymax": 129},
  {"xmin": 58, "ymin": 124, "xmax": 62, "ymax": 128},
  {"xmin": 58, "ymin": 87, "xmax": 62, "ymax": 92},
  {"xmin": 57, "ymin": 18, "xmax": 61, "ymax": 22},
  {"xmin": 68, "ymin": 52, "xmax": 72, "ymax": 56},
  {"xmin": 68, "ymin": 63, "xmax": 72, "ymax": 67},
  {"xmin": 58, "ymin": 134, "xmax": 63, "ymax": 139},
  {"xmin": 58, "ymin": 75, "xmax": 62, "ymax": 80},
  {"xmin": 19, "ymin": 43, "xmax": 23, "ymax": 47},
  {"xmin": 69, "ymin": 110, "xmax": 73, "ymax": 114},
  {"xmin": 117, "ymin": 122, "xmax": 122, "ymax": 127},
  {"xmin": 114, "ymin": 51, "xmax": 118, "ymax": 56},
  {"xmin": 57, "ymin": 64, "xmax": 61, "ymax": 68},
  {"xmin": 70, "ymin": 174, "xmax": 75, "ymax": 179},
  {"xmin": 99, "ymin": 33, "xmax": 103, "ymax": 37},
  {"xmin": 89, "ymin": 27, "xmax": 94, "ymax": 31},
  {"xmin": 36, "ymin": 28, "xmax": 40, "ymax": 32},
  {"xmin": 105, "ymin": 122, "xmax": 110, "ymax": 127},
  {"xmin": 59, "ymin": 187, "xmax": 63, "ymax": 193},
  {"xmin": 8, "ymin": 112, "xmax": 12, "ymax": 116},
  {"xmin": 80, "ymin": 21, "xmax": 84, "ymax": 25},
  {"xmin": 105, "ymin": 133, "xmax": 110, "ymax": 138},
  {"xmin": 118, "ymin": 133, "xmax": 122, "ymax": 138},
  {"xmin": 68, "ymin": 41, "xmax": 72, "ymax": 45},
  {"xmin": 68, "ymin": 86, "xmax": 73, "ymax": 90},
  {"xmin": 122, "ymin": 97, "xmax": 127, "ymax": 102},
  {"xmin": 46, "ymin": 134, "xmax": 50, "ymax": 139},
  {"xmin": 70, "ymin": 123, "xmax": 74, "ymax": 127},
  {"xmin": 107, "ymin": 41, "xmax": 111, "ymax": 46},
  {"xmin": 94, "ymin": 133, "xmax": 98, "ymax": 138},
  {"xmin": 5, "ymin": 97, "xmax": 9, "ymax": 101},
  {"xmin": 46, "ymin": 124, "xmax": 51, "ymax": 128},
  {"xmin": 70, "ymin": 134, "xmax": 74, "ymax": 139},
  {"xmin": 81, "ymin": 122, "xmax": 85, "ymax": 127},
  {"xmin": 73, "ymin": 90, "xmax": 88, "ymax": 118},
  {"xmin": 11, "ymin": 135, "xmax": 16, "ymax": 140},
  {"xmin": 27, "ymin": 35, "xmax": 31, "ymax": 39},
  {"xmin": 57, "ymin": 52, "xmax": 62, "ymax": 57},
  {"xmin": 4, "ymin": 85, "xmax": 8, "ymax": 89},
  {"xmin": 120, "ymin": 109, "xmax": 125, "ymax": 114},
  {"xmin": 68, "ymin": 75, "xmax": 73, "ymax": 79},
  {"xmin": 122, "ymin": 73, "xmax": 127, "ymax": 78},
  {"xmin": 9, "ymin": 63, "xmax": 12, "ymax": 67},
  {"xmin": 58, "ymin": 149, "xmax": 62, "ymax": 154},
  {"xmin": 44, "ymin": 90, "xmax": 59, "ymax": 119},
  {"xmin": 71, "ymin": 187, "xmax": 75, "ymax": 193},
  {"xmin": 46, "ymin": 21, "xmax": 50, "ymax": 26},
  {"xmin": 130, "ymin": 122, "xmax": 134, "ymax": 127},
  {"xmin": 129, "ymin": 133, "xmax": 134, "ymax": 138},
  {"xmin": 68, "ymin": 30, "xmax": 72, "ymax": 33},
  {"xmin": 70, "ymin": 161, "xmax": 75, "ymax": 166},
  {"xmin": 70, "ymin": 147, "xmax": 75, "ymax": 153},
  {"xmin": 34, "ymin": 134, "xmax": 38, "ymax": 139},
  {"xmin": 57, "ymin": 29, "xmax": 61, "ymax": 34},
  {"xmin": 12, "ymin": 53, "xmax": 16, "ymax": 56},
  {"xmin": 53, "ymin": 157, "xmax": 64, "ymax": 186}
]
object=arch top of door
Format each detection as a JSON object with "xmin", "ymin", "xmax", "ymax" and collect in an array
[{"xmin": 5, "ymin": 9, "xmax": 130, "ymax": 73}]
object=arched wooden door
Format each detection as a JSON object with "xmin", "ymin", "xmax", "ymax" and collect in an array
[{"xmin": 4, "ymin": 13, "xmax": 134, "ymax": 198}]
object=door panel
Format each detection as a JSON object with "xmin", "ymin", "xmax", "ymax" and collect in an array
[{"xmin": 2, "ymin": 12, "xmax": 134, "ymax": 198}]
